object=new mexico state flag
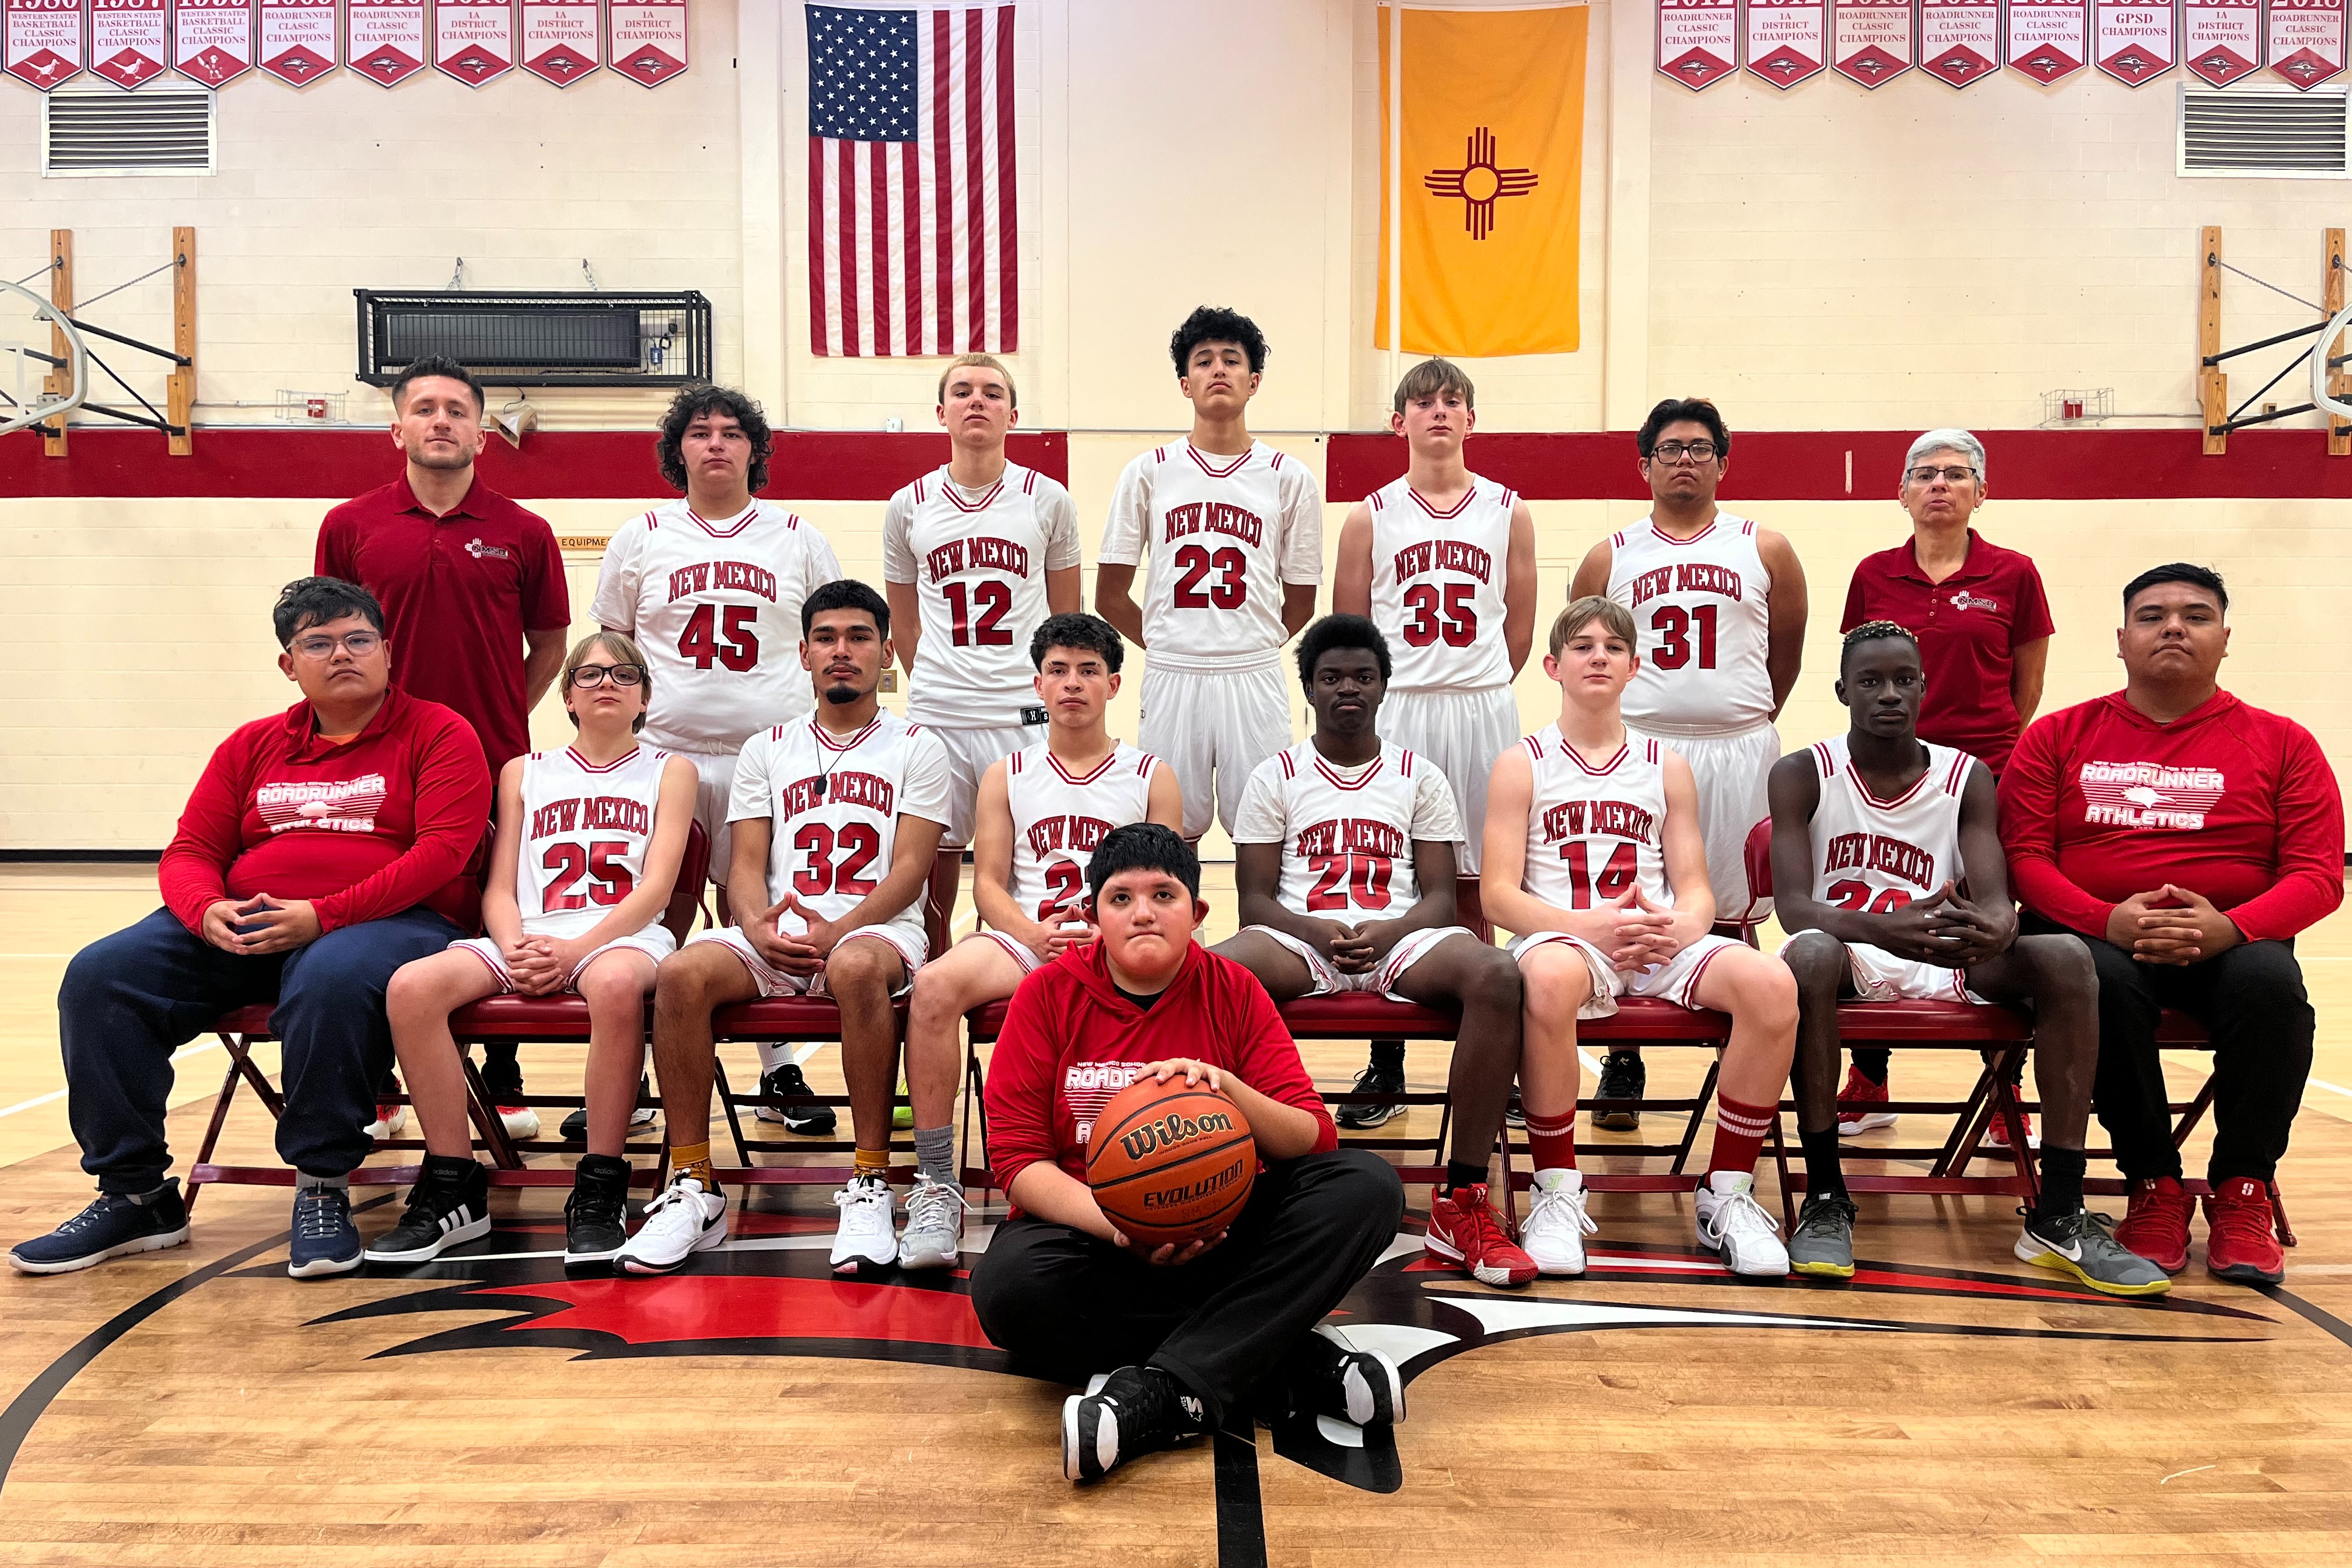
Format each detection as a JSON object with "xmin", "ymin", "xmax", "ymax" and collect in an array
[{"xmin": 1376, "ymin": 4, "xmax": 1588, "ymax": 358}]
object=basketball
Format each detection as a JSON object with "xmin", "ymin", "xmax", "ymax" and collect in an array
[{"xmin": 1084, "ymin": 1074, "xmax": 1256, "ymax": 1249}]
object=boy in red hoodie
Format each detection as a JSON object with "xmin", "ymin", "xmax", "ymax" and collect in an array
[
  {"xmin": 972, "ymin": 824, "xmax": 1406, "ymax": 1482},
  {"xmin": 2000, "ymin": 564, "xmax": 2343, "ymax": 1286}
]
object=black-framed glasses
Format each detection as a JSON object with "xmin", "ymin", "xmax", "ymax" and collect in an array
[
  {"xmin": 570, "ymin": 663, "xmax": 646, "ymax": 688},
  {"xmin": 1906, "ymin": 465, "xmax": 1978, "ymax": 485},
  {"xmin": 289, "ymin": 631, "xmax": 383, "ymax": 660},
  {"xmin": 1651, "ymin": 440, "xmax": 1720, "ymax": 463}
]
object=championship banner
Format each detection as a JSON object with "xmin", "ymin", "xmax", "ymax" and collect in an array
[
  {"xmin": 1832, "ymin": 0, "xmax": 1913, "ymax": 85},
  {"xmin": 347, "ymin": 0, "xmax": 424, "ymax": 85},
  {"xmin": 608, "ymin": 0, "xmax": 687, "ymax": 87},
  {"xmin": 2270, "ymin": 0, "xmax": 2348, "ymax": 86},
  {"xmin": 174, "ymin": 0, "xmax": 249, "ymax": 83},
  {"xmin": 1657, "ymin": 0, "xmax": 1737, "ymax": 90},
  {"xmin": 435, "ymin": 0, "xmax": 515, "ymax": 85},
  {"xmin": 257, "ymin": 0, "xmax": 335, "ymax": 84},
  {"xmin": 2006, "ymin": 0, "xmax": 2090, "ymax": 80},
  {"xmin": 90, "ymin": 0, "xmax": 169, "ymax": 87},
  {"xmin": 1743, "ymin": 0, "xmax": 1826, "ymax": 88},
  {"xmin": 520, "ymin": 0, "xmax": 598, "ymax": 85},
  {"xmin": 1919, "ymin": 0, "xmax": 1998, "ymax": 84},
  {"xmin": 2183, "ymin": 0, "xmax": 2261, "ymax": 82},
  {"xmin": 2095, "ymin": 0, "xmax": 2176, "ymax": 82},
  {"xmin": 4, "ymin": 0, "xmax": 85, "ymax": 89}
]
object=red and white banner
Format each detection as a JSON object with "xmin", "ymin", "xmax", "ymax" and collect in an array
[
  {"xmin": 174, "ymin": 0, "xmax": 251, "ymax": 83},
  {"xmin": 1743, "ymin": 0, "xmax": 1826, "ymax": 88},
  {"xmin": 5, "ymin": 0, "xmax": 85, "ymax": 89},
  {"xmin": 435, "ymin": 0, "xmax": 514, "ymax": 86},
  {"xmin": 2270, "ymin": 0, "xmax": 2348, "ymax": 86},
  {"xmin": 2183, "ymin": 0, "xmax": 2261, "ymax": 82},
  {"xmin": 1919, "ymin": 0, "xmax": 1998, "ymax": 84},
  {"xmin": 257, "ymin": 0, "xmax": 335, "ymax": 84},
  {"xmin": 608, "ymin": 0, "xmax": 687, "ymax": 87},
  {"xmin": 90, "ymin": 0, "xmax": 168, "ymax": 87},
  {"xmin": 520, "ymin": 0, "xmax": 597, "ymax": 85},
  {"xmin": 1657, "ymin": 0, "xmax": 1737, "ymax": 90},
  {"xmin": 346, "ymin": 0, "xmax": 425, "ymax": 86},
  {"xmin": 1832, "ymin": 0, "xmax": 1913, "ymax": 85},
  {"xmin": 2006, "ymin": 0, "xmax": 2090, "ymax": 81},
  {"xmin": 2095, "ymin": 0, "xmax": 2176, "ymax": 83}
]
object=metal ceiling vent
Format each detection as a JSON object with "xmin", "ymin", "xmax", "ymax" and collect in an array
[
  {"xmin": 2179, "ymin": 84, "xmax": 2349, "ymax": 179},
  {"xmin": 40, "ymin": 80, "xmax": 215, "ymax": 178}
]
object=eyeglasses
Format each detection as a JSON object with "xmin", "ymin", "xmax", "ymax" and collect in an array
[
  {"xmin": 1906, "ymin": 465, "xmax": 1978, "ymax": 485},
  {"xmin": 569, "ymin": 663, "xmax": 646, "ymax": 688},
  {"xmin": 289, "ymin": 631, "xmax": 383, "ymax": 660},
  {"xmin": 1650, "ymin": 440, "xmax": 1720, "ymax": 464}
]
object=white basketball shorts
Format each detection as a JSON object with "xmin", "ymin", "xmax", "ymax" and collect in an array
[
  {"xmin": 1381, "ymin": 686, "xmax": 1520, "ymax": 873},
  {"xmin": 1625, "ymin": 720, "xmax": 1779, "ymax": 931},
  {"xmin": 1247, "ymin": 923, "xmax": 1471, "ymax": 1000},
  {"xmin": 1508, "ymin": 930, "xmax": 1745, "ymax": 1020},
  {"xmin": 451, "ymin": 924, "xmax": 677, "ymax": 992},
  {"xmin": 687, "ymin": 923, "xmax": 927, "ymax": 999},
  {"xmin": 1776, "ymin": 934, "xmax": 1987, "ymax": 1005},
  {"xmin": 677, "ymin": 747, "xmax": 738, "ymax": 891},
  {"xmin": 1139, "ymin": 660, "xmax": 1294, "ymax": 842},
  {"xmin": 930, "ymin": 722, "xmax": 1047, "ymax": 848}
]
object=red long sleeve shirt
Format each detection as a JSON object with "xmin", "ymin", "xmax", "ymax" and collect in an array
[
  {"xmin": 158, "ymin": 688, "xmax": 492, "ymax": 937},
  {"xmin": 1998, "ymin": 688, "xmax": 2344, "ymax": 944},
  {"xmin": 982, "ymin": 940, "xmax": 1338, "ymax": 1200}
]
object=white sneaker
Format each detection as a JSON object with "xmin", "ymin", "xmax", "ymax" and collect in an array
[
  {"xmin": 363, "ymin": 1102, "xmax": 407, "ymax": 1141},
  {"xmin": 498, "ymin": 1105, "xmax": 541, "ymax": 1140},
  {"xmin": 830, "ymin": 1173, "xmax": 898, "ymax": 1275},
  {"xmin": 897, "ymin": 1174, "xmax": 967, "ymax": 1270},
  {"xmin": 1695, "ymin": 1171, "xmax": 1788, "ymax": 1277},
  {"xmin": 615, "ymin": 1176, "xmax": 728, "ymax": 1275},
  {"xmin": 1522, "ymin": 1168, "xmax": 1598, "ymax": 1276}
]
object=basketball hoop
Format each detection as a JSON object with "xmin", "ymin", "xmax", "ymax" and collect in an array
[
  {"xmin": 2312, "ymin": 302, "xmax": 2352, "ymax": 427},
  {"xmin": 0, "ymin": 276, "xmax": 88, "ymax": 439}
]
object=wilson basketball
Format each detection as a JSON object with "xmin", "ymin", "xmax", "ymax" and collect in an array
[{"xmin": 1084, "ymin": 1074, "xmax": 1256, "ymax": 1249}]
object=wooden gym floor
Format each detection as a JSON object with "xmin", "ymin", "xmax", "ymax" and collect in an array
[{"xmin": 2, "ymin": 862, "xmax": 2350, "ymax": 1566}]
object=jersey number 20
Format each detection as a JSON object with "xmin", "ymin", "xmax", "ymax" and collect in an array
[
  {"xmin": 1171, "ymin": 544, "xmax": 1246, "ymax": 610},
  {"xmin": 1826, "ymin": 880, "xmax": 1910, "ymax": 914},
  {"xmin": 544, "ymin": 841, "xmax": 632, "ymax": 911},
  {"xmin": 1305, "ymin": 853, "xmax": 1392, "ymax": 912}
]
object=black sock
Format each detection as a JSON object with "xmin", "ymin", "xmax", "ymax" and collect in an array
[
  {"xmin": 2034, "ymin": 1146, "xmax": 2087, "ymax": 1222},
  {"xmin": 1444, "ymin": 1160, "xmax": 1489, "ymax": 1195},
  {"xmin": 1800, "ymin": 1126, "xmax": 1846, "ymax": 1200},
  {"xmin": 1370, "ymin": 1040, "xmax": 1405, "ymax": 1071},
  {"xmin": 1851, "ymin": 1049, "xmax": 1889, "ymax": 1086}
]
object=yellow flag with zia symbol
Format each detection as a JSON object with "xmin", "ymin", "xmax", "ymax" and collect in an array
[{"xmin": 1375, "ymin": 4, "xmax": 1588, "ymax": 357}]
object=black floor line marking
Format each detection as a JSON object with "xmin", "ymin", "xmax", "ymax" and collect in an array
[
  {"xmin": 2256, "ymin": 1284, "xmax": 2352, "ymax": 1352},
  {"xmin": 1214, "ymin": 1423, "xmax": 1269, "ymax": 1568}
]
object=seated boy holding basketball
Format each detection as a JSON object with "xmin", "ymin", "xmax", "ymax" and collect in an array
[{"xmin": 971, "ymin": 824, "xmax": 1407, "ymax": 1482}]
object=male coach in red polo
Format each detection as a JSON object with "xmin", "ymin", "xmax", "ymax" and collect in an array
[
  {"xmin": 317, "ymin": 355, "xmax": 570, "ymax": 1124},
  {"xmin": 2000, "ymin": 564, "xmax": 2342, "ymax": 1287}
]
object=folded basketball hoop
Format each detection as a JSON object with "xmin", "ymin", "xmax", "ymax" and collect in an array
[{"xmin": 0, "ymin": 277, "xmax": 87, "ymax": 438}]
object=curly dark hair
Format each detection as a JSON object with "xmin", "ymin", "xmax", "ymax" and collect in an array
[
  {"xmin": 1839, "ymin": 619, "xmax": 1920, "ymax": 673},
  {"xmin": 1029, "ymin": 611, "xmax": 1125, "ymax": 674},
  {"xmin": 1294, "ymin": 612, "xmax": 1391, "ymax": 690},
  {"xmin": 656, "ymin": 384, "xmax": 774, "ymax": 495},
  {"xmin": 1169, "ymin": 306, "xmax": 1268, "ymax": 376}
]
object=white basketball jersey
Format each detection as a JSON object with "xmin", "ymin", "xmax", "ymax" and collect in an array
[
  {"xmin": 1518, "ymin": 727, "xmax": 1676, "ymax": 914},
  {"xmin": 1003, "ymin": 741, "xmax": 1162, "ymax": 923},
  {"xmin": 1606, "ymin": 514, "xmax": 1774, "ymax": 736},
  {"xmin": 727, "ymin": 711, "xmax": 953, "ymax": 950},
  {"xmin": 1252, "ymin": 740, "xmax": 1432, "ymax": 918},
  {"xmin": 589, "ymin": 500, "xmax": 844, "ymax": 754},
  {"xmin": 514, "ymin": 744, "xmax": 674, "ymax": 941},
  {"xmin": 1098, "ymin": 440, "xmax": 1322, "ymax": 673},
  {"xmin": 1803, "ymin": 734, "xmax": 1974, "ymax": 913},
  {"xmin": 1367, "ymin": 475, "xmax": 1514, "ymax": 693},
  {"xmin": 882, "ymin": 463, "xmax": 1082, "ymax": 729}
]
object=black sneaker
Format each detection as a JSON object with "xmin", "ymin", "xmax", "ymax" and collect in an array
[
  {"xmin": 755, "ymin": 1061, "xmax": 838, "ymax": 1135},
  {"xmin": 1334, "ymin": 1052, "xmax": 1405, "ymax": 1130},
  {"xmin": 1505, "ymin": 1097, "xmax": 1525, "ymax": 1130},
  {"xmin": 565, "ymin": 1155, "xmax": 634, "ymax": 1266},
  {"xmin": 9, "ymin": 1181, "xmax": 190, "ymax": 1275},
  {"xmin": 1264, "ymin": 1326, "xmax": 1406, "ymax": 1428},
  {"xmin": 1062, "ymin": 1366, "xmax": 1205, "ymax": 1482},
  {"xmin": 561, "ymin": 1081, "xmax": 659, "ymax": 1143},
  {"xmin": 1594, "ymin": 1051, "xmax": 1646, "ymax": 1131},
  {"xmin": 363, "ymin": 1156, "xmax": 491, "ymax": 1265},
  {"xmin": 288, "ymin": 1184, "xmax": 363, "ymax": 1279}
]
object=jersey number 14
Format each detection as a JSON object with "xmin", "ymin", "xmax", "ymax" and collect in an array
[{"xmin": 1558, "ymin": 839, "xmax": 1637, "ymax": 908}]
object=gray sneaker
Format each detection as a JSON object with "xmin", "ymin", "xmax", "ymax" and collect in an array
[
  {"xmin": 897, "ymin": 1174, "xmax": 967, "ymax": 1270},
  {"xmin": 2014, "ymin": 1208, "xmax": 2172, "ymax": 1297},
  {"xmin": 1788, "ymin": 1192, "xmax": 1857, "ymax": 1280}
]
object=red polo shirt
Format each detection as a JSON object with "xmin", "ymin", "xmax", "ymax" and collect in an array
[
  {"xmin": 316, "ymin": 475, "xmax": 570, "ymax": 776},
  {"xmin": 1842, "ymin": 528, "xmax": 2054, "ymax": 775}
]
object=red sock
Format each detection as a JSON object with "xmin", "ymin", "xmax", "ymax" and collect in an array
[
  {"xmin": 1707, "ymin": 1093, "xmax": 1776, "ymax": 1178},
  {"xmin": 1524, "ymin": 1108, "xmax": 1577, "ymax": 1172}
]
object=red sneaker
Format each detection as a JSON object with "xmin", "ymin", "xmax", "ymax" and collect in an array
[
  {"xmin": 1985, "ymin": 1108, "xmax": 2037, "ymax": 1148},
  {"xmin": 2202, "ymin": 1176, "xmax": 2286, "ymax": 1284},
  {"xmin": 1424, "ymin": 1184, "xmax": 1536, "ymax": 1288},
  {"xmin": 2114, "ymin": 1176, "xmax": 2193, "ymax": 1274},
  {"xmin": 1835, "ymin": 1065, "xmax": 1895, "ymax": 1136}
]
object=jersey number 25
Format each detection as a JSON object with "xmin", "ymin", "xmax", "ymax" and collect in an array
[{"xmin": 544, "ymin": 841, "xmax": 633, "ymax": 911}]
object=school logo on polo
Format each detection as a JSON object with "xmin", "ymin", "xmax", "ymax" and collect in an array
[
  {"xmin": 465, "ymin": 538, "xmax": 512, "ymax": 561},
  {"xmin": 1947, "ymin": 589, "xmax": 1999, "ymax": 612}
]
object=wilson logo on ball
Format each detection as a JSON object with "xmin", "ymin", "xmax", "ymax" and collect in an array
[
  {"xmin": 1116, "ymin": 1108, "xmax": 1237, "ymax": 1163},
  {"xmin": 1085, "ymin": 1076, "xmax": 1258, "ymax": 1248}
]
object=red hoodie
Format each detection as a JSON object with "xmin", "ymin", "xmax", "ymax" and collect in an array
[
  {"xmin": 158, "ymin": 687, "xmax": 492, "ymax": 937},
  {"xmin": 1999, "ymin": 688, "xmax": 2344, "ymax": 944},
  {"xmin": 982, "ymin": 940, "xmax": 1337, "ymax": 1200}
]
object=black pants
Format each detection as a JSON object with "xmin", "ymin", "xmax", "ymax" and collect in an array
[
  {"xmin": 2025, "ymin": 914, "xmax": 2312, "ymax": 1184},
  {"xmin": 970, "ymin": 1148, "xmax": 1403, "ymax": 1427}
]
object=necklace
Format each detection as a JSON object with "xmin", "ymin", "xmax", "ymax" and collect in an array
[{"xmin": 808, "ymin": 713, "xmax": 879, "ymax": 800}]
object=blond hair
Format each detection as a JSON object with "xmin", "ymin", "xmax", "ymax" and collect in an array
[
  {"xmin": 563, "ymin": 630, "xmax": 653, "ymax": 733},
  {"xmin": 1392, "ymin": 356, "xmax": 1475, "ymax": 415},
  {"xmin": 936, "ymin": 353, "xmax": 1017, "ymax": 410},
  {"xmin": 1549, "ymin": 596, "xmax": 1636, "ymax": 659}
]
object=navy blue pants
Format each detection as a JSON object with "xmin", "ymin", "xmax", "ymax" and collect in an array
[{"xmin": 60, "ymin": 905, "xmax": 461, "ymax": 1191}]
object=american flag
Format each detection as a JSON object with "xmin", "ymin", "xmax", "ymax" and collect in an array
[{"xmin": 807, "ymin": 2, "xmax": 1019, "ymax": 358}]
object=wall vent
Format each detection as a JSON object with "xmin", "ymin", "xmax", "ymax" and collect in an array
[
  {"xmin": 40, "ymin": 81, "xmax": 215, "ymax": 178},
  {"xmin": 2179, "ymin": 85, "xmax": 2348, "ymax": 179}
]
